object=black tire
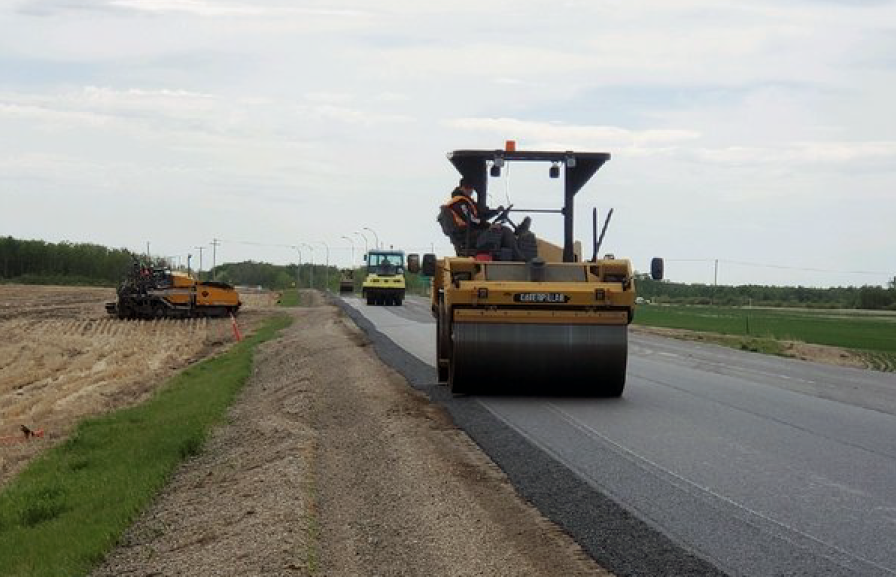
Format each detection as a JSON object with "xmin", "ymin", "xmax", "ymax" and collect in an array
[
  {"xmin": 436, "ymin": 302, "xmax": 449, "ymax": 383},
  {"xmin": 599, "ymin": 372, "xmax": 627, "ymax": 398},
  {"xmin": 447, "ymin": 346, "xmax": 466, "ymax": 395},
  {"xmin": 446, "ymin": 315, "xmax": 467, "ymax": 394},
  {"xmin": 367, "ymin": 295, "xmax": 374, "ymax": 306}
]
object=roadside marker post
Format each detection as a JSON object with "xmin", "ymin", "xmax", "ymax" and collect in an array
[{"xmin": 230, "ymin": 313, "xmax": 242, "ymax": 342}]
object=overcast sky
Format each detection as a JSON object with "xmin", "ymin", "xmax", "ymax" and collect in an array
[{"xmin": 2, "ymin": 0, "xmax": 895, "ymax": 287}]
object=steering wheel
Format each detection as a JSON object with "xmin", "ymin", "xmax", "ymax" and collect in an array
[{"xmin": 491, "ymin": 204, "xmax": 514, "ymax": 225}]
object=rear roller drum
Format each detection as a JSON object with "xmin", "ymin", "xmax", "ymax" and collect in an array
[{"xmin": 450, "ymin": 323, "xmax": 628, "ymax": 396}]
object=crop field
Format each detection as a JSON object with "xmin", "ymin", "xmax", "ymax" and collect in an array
[
  {"xmin": 634, "ymin": 304, "xmax": 896, "ymax": 370},
  {"xmin": 0, "ymin": 284, "xmax": 278, "ymax": 486}
]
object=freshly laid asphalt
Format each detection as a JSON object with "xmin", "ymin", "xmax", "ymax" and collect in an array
[{"xmin": 336, "ymin": 295, "xmax": 896, "ymax": 577}]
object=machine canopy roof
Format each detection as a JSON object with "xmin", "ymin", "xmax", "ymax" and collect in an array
[{"xmin": 447, "ymin": 149, "xmax": 610, "ymax": 198}]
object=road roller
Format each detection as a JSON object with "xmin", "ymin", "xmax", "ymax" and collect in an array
[
  {"xmin": 362, "ymin": 249, "xmax": 407, "ymax": 306},
  {"xmin": 409, "ymin": 146, "xmax": 663, "ymax": 396}
]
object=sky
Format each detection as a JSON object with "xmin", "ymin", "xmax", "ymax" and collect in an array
[{"xmin": 1, "ymin": 0, "xmax": 895, "ymax": 288}]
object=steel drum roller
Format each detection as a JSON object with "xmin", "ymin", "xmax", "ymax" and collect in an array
[{"xmin": 450, "ymin": 322, "xmax": 628, "ymax": 396}]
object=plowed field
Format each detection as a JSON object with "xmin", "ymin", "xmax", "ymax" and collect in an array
[{"xmin": 0, "ymin": 284, "xmax": 276, "ymax": 486}]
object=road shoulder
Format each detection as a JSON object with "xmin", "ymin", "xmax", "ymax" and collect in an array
[{"xmin": 93, "ymin": 299, "xmax": 608, "ymax": 576}]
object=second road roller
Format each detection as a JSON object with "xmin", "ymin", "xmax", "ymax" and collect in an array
[{"xmin": 409, "ymin": 145, "xmax": 663, "ymax": 396}]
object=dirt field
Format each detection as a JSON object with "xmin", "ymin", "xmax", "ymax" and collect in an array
[
  {"xmin": 93, "ymin": 294, "xmax": 608, "ymax": 577},
  {"xmin": 0, "ymin": 284, "xmax": 278, "ymax": 486}
]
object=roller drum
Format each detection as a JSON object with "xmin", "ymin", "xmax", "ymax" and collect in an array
[{"xmin": 450, "ymin": 322, "xmax": 628, "ymax": 396}]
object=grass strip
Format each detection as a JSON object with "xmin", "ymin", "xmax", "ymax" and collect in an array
[
  {"xmin": 0, "ymin": 314, "xmax": 292, "ymax": 577},
  {"xmin": 278, "ymin": 288, "xmax": 302, "ymax": 307},
  {"xmin": 634, "ymin": 304, "xmax": 896, "ymax": 353}
]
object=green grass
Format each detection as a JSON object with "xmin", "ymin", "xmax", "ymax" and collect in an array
[
  {"xmin": 634, "ymin": 304, "xmax": 896, "ymax": 360},
  {"xmin": 0, "ymin": 314, "xmax": 292, "ymax": 577},
  {"xmin": 278, "ymin": 288, "xmax": 302, "ymax": 307}
]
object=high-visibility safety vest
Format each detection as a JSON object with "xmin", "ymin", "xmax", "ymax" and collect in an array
[{"xmin": 444, "ymin": 195, "xmax": 478, "ymax": 228}]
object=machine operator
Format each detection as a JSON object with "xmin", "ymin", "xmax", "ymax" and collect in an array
[{"xmin": 442, "ymin": 177, "xmax": 524, "ymax": 259}]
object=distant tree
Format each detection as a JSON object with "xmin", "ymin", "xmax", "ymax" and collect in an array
[
  {"xmin": 0, "ymin": 236, "xmax": 134, "ymax": 286},
  {"xmin": 633, "ymin": 272, "xmax": 879, "ymax": 310},
  {"xmin": 857, "ymin": 286, "xmax": 895, "ymax": 310}
]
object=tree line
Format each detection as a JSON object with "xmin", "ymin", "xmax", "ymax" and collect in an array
[
  {"xmin": 636, "ymin": 275, "xmax": 896, "ymax": 310},
  {"xmin": 2, "ymin": 236, "xmax": 891, "ymax": 309},
  {"xmin": 212, "ymin": 260, "xmax": 432, "ymax": 294},
  {"xmin": 212, "ymin": 261, "xmax": 336, "ymax": 291},
  {"xmin": 0, "ymin": 236, "xmax": 136, "ymax": 286}
]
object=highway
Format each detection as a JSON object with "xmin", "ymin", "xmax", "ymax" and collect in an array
[{"xmin": 340, "ymin": 295, "xmax": 896, "ymax": 577}]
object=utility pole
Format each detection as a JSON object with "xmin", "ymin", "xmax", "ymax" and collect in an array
[
  {"xmin": 363, "ymin": 227, "xmax": 380, "ymax": 250},
  {"xmin": 194, "ymin": 246, "xmax": 204, "ymax": 279},
  {"xmin": 341, "ymin": 235, "xmax": 355, "ymax": 267},
  {"xmin": 211, "ymin": 238, "xmax": 221, "ymax": 280},
  {"xmin": 354, "ymin": 231, "xmax": 368, "ymax": 256},
  {"xmin": 294, "ymin": 245, "xmax": 303, "ymax": 289},
  {"xmin": 317, "ymin": 241, "xmax": 330, "ymax": 292},
  {"xmin": 712, "ymin": 259, "xmax": 719, "ymax": 306},
  {"xmin": 146, "ymin": 241, "xmax": 151, "ymax": 259},
  {"xmin": 302, "ymin": 243, "xmax": 314, "ymax": 290}
]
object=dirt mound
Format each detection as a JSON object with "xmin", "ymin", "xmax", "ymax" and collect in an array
[
  {"xmin": 238, "ymin": 290, "xmax": 280, "ymax": 308},
  {"xmin": 632, "ymin": 324, "xmax": 867, "ymax": 369}
]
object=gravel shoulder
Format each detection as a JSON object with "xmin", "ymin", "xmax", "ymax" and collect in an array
[{"xmin": 93, "ymin": 295, "xmax": 609, "ymax": 576}]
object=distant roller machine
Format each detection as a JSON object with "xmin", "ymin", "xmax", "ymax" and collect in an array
[
  {"xmin": 106, "ymin": 262, "xmax": 241, "ymax": 319},
  {"xmin": 408, "ymin": 145, "xmax": 663, "ymax": 396},
  {"xmin": 338, "ymin": 268, "xmax": 355, "ymax": 294},
  {"xmin": 362, "ymin": 249, "xmax": 406, "ymax": 306}
]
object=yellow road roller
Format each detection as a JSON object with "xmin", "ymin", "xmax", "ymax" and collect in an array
[
  {"xmin": 362, "ymin": 249, "xmax": 407, "ymax": 306},
  {"xmin": 409, "ymin": 146, "xmax": 663, "ymax": 396}
]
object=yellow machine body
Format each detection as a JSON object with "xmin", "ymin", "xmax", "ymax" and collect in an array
[
  {"xmin": 107, "ymin": 269, "xmax": 241, "ymax": 319},
  {"xmin": 417, "ymin": 146, "xmax": 661, "ymax": 396},
  {"xmin": 431, "ymin": 247, "xmax": 637, "ymax": 396},
  {"xmin": 362, "ymin": 249, "xmax": 407, "ymax": 306},
  {"xmin": 339, "ymin": 269, "xmax": 355, "ymax": 294}
]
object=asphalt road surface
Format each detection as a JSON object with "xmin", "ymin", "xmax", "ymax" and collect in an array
[{"xmin": 339, "ymin": 295, "xmax": 896, "ymax": 577}]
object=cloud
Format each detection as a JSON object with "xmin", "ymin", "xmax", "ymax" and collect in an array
[
  {"xmin": 303, "ymin": 104, "xmax": 414, "ymax": 126},
  {"xmin": 0, "ymin": 86, "xmax": 219, "ymax": 131},
  {"xmin": 17, "ymin": 0, "xmax": 370, "ymax": 18},
  {"xmin": 107, "ymin": 0, "xmax": 262, "ymax": 16},
  {"xmin": 3, "ymin": 1, "xmax": 896, "ymax": 284},
  {"xmin": 684, "ymin": 141, "xmax": 896, "ymax": 171},
  {"xmin": 446, "ymin": 117, "xmax": 700, "ymax": 150}
]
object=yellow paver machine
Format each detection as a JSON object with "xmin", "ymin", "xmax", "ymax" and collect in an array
[
  {"xmin": 106, "ymin": 263, "xmax": 241, "ymax": 319},
  {"xmin": 409, "ymin": 146, "xmax": 663, "ymax": 396}
]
